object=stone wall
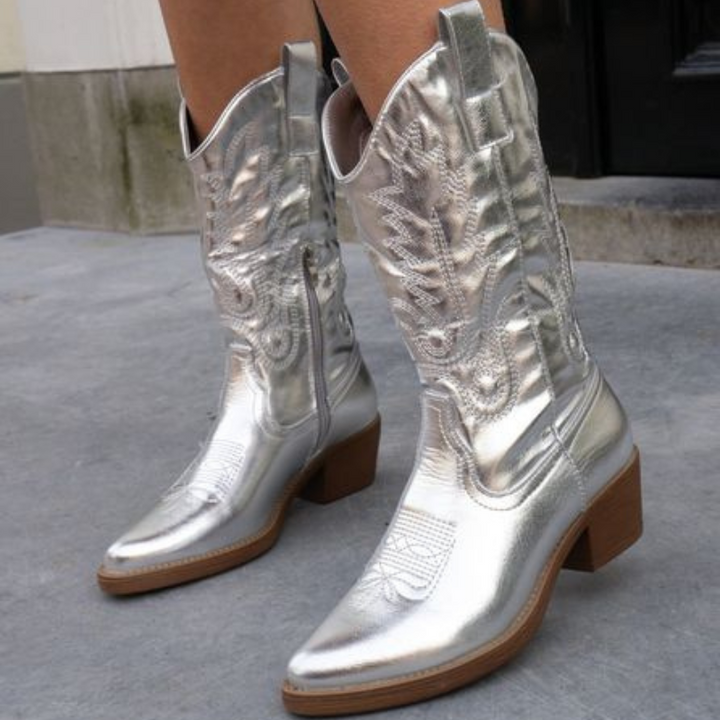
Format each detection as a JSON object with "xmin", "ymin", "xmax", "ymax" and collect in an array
[{"xmin": 23, "ymin": 67, "xmax": 195, "ymax": 233}]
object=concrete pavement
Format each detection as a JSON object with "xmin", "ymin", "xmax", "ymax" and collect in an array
[{"xmin": 1, "ymin": 228, "xmax": 718, "ymax": 720}]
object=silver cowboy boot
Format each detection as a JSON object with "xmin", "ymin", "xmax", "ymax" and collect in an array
[
  {"xmin": 284, "ymin": 4, "xmax": 641, "ymax": 714},
  {"xmin": 97, "ymin": 43, "xmax": 380, "ymax": 595}
]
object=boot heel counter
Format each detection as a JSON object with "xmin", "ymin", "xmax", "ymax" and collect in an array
[
  {"xmin": 566, "ymin": 373, "xmax": 636, "ymax": 501},
  {"xmin": 326, "ymin": 352, "xmax": 379, "ymax": 449}
]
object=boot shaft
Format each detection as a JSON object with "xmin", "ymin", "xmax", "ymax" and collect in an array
[
  {"xmin": 324, "ymin": 5, "xmax": 584, "ymax": 391},
  {"xmin": 177, "ymin": 42, "xmax": 364, "ymax": 439},
  {"xmin": 322, "ymin": 3, "xmax": 631, "ymax": 493}
]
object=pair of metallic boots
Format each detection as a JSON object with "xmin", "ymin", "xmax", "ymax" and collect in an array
[{"xmin": 98, "ymin": 4, "xmax": 642, "ymax": 715}]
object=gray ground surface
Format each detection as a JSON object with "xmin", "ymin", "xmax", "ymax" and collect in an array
[{"xmin": 1, "ymin": 228, "xmax": 718, "ymax": 720}]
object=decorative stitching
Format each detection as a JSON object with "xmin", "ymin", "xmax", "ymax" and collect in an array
[
  {"xmin": 368, "ymin": 119, "xmax": 518, "ymax": 422},
  {"xmin": 201, "ymin": 119, "xmax": 309, "ymax": 374},
  {"xmin": 163, "ymin": 439, "xmax": 246, "ymax": 505},
  {"xmin": 352, "ymin": 508, "xmax": 456, "ymax": 606},
  {"xmin": 100, "ymin": 417, "xmax": 381, "ymax": 578}
]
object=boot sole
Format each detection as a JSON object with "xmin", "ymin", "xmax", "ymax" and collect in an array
[
  {"xmin": 282, "ymin": 447, "xmax": 642, "ymax": 716},
  {"xmin": 96, "ymin": 416, "xmax": 381, "ymax": 596}
]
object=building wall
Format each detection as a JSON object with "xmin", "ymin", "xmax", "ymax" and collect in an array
[
  {"xmin": 0, "ymin": 0, "xmax": 41, "ymax": 233},
  {"xmin": 15, "ymin": 0, "xmax": 172, "ymax": 71},
  {"xmin": 0, "ymin": 0, "xmax": 25, "ymax": 72},
  {"xmin": 1, "ymin": 0, "xmax": 195, "ymax": 233}
]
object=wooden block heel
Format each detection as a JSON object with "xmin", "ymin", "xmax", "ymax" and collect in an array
[
  {"xmin": 301, "ymin": 417, "xmax": 381, "ymax": 505},
  {"xmin": 564, "ymin": 449, "xmax": 643, "ymax": 572}
]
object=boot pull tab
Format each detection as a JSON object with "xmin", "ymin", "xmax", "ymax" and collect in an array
[
  {"xmin": 282, "ymin": 41, "xmax": 320, "ymax": 156},
  {"xmin": 331, "ymin": 58, "xmax": 351, "ymax": 87},
  {"xmin": 438, "ymin": 2, "xmax": 495, "ymax": 101}
]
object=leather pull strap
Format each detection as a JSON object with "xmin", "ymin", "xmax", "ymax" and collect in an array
[
  {"xmin": 282, "ymin": 41, "xmax": 320, "ymax": 156},
  {"xmin": 331, "ymin": 57, "xmax": 351, "ymax": 87},
  {"xmin": 438, "ymin": 1, "xmax": 495, "ymax": 100}
]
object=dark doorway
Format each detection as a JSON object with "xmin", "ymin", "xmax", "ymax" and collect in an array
[{"xmin": 504, "ymin": 0, "xmax": 720, "ymax": 177}]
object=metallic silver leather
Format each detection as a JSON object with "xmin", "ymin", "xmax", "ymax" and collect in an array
[
  {"xmin": 287, "ymin": 3, "xmax": 634, "ymax": 690},
  {"xmin": 102, "ymin": 42, "xmax": 377, "ymax": 573}
]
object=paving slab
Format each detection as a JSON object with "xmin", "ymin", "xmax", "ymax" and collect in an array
[{"xmin": 1, "ymin": 228, "xmax": 718, "ymax": 720}]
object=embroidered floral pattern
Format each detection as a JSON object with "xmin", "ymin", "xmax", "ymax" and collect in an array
[
  {"xmin": 354, "ymin": 508, "xmax": 455, "ymax": 605},
  {"xmin": 200, "ymin": 119, "xmax": 307, "ymax": 371},
  {"xmin": 369, "ymin": 119, "xmax": 517, "ymax": 419}
]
